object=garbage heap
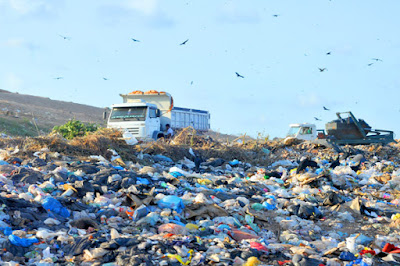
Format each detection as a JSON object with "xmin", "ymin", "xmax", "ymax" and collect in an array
[{"xmin": 0, "ymin": 132, "xmax": 400, "ymax": 266}]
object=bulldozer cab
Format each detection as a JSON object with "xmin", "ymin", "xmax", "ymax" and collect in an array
[{"xmin": 287, "ymin": 123, "xmax": 317, "ymax": 141}]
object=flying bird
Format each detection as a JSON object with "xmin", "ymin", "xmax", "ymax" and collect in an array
[
  {"xmin": 326, "ymin": 51, "xmax": 331, "ymax": 55},
  {"xmin": 180, "ymin": 39, "xmax": 189, "ymax": 45},
  {"xmin": 235, "ymin": 72, "xmax": 244, "ymax": 78},
  {"xmin": 323, "ymin": 106, "xmax": 330, "ymax": 111},
  {"xmin": 367, "ymin": 63, "xmax": 374, "ymax": 66},
  {"xmin": 190, "ymin": 81, "xmax": 193, "ymax": 85},
  {"xmin": 103, "ymin": 77, "xmax": 108, "ymax": 81},
  {"xmin": 318, "ymin": 68, "xmax": 327, "ymax": 72},
  {"xmin": 53, "ymin": 77, "xmax": 63, "ymax": 80},
  {"xmin": 58, "ymin": 35, "xmax": 71, "ymax": 40},
  {"xmin": 314, "ymin": 117, "xmax": 321, "ymax": 121},
  {"xmin": 131, "ymin": 38, "xmax": 140, "ymax": 42},
  {"xmin": 371, "ymin": 58, "xmax": 382, "ymax": 62},
  {"xmin": 272, "ymin": 14, "xmax": 279, "ymax": 17}
]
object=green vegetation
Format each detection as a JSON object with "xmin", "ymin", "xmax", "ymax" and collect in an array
[
  {"xmin": 0, "ymin": 117, "xmax": 44, "ymax": 137},
  {"xmin": 53, "ymin": 119, "xmax": 98, "ymax": 139}
]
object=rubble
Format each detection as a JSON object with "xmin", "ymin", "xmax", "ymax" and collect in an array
[{"xmin": 0, "ymin": 129, "xmax": 399, "ymax": 265}]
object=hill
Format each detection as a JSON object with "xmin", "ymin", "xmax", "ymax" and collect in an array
[{"xmin": 0, "ymin": 89, "xmax": 105, "ymax": 136}]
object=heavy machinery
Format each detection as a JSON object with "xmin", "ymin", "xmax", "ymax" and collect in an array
[{"xmin": 286, "ymin": 111, "xmax": 394, "ymax": 146}]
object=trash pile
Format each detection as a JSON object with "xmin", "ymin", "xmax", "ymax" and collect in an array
[{"xmin": 0, "ymin": 131, "xmax": 400, "ymax": 265}]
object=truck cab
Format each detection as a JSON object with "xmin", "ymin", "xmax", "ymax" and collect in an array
[
  {"xmin": 286, "ymin": 123, "xmax": 317, "ymax": 141},
  {"xmin": 107, "ymin": 101, "xmax": 163, "ymax": 140}
]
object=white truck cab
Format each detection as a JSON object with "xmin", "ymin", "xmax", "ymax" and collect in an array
[
  {"xmin": 286, "ymin": 123, "xmax": 317, "ymax": 141},
  {"xmin": 107, "ymin": 101, "xmax": 162, "ymax": 140}
]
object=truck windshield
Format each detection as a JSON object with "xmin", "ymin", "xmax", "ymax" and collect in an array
[
  {"xmin": 110, "ymin": 107, "xmax": 147, "ymax": 121},
  {"xmin": 287, "ymin": 127, "xmax": 300, "ymax": 137}
]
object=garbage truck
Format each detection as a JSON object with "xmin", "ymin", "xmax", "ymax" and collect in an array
[
  {"xmin": 107, "ymin": 90, "xmax": 210, "ymax": 140},
  {"xmin": 286, "ymin": 111, "xmax": 394, "ymax": 146}
]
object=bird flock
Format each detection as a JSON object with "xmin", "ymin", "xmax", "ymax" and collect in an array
[
  {"xmin": 55, "ymin": 30, "xmax": 383, "ymax": 83},
  {"xmin": 55, "ymin": 22, "xmax": 384, "ymax": 123},
  {"xmin": 54, "ymin": 34, "xmax": 249, "ymax": 82}
]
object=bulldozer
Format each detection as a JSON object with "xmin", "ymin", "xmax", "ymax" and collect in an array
[{"xmin": 286, "ymin": 111, "xmax": 394, "ymax": 147}]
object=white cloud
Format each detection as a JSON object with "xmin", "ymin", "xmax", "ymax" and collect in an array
[
  {"xmin": 298, "ymin": 93, "xmax": 321, "ymax": 107},
  {"xmin": 2, "ymin": 38, "xmax": 40, "ymax": 53},
  {"xmin": 2, "ymin": 0, "xmax": 45, "ymax": 14},
  {"xmin": 0, "ymin": 0, "xmax": 60, "ymax": 16},
  {"xmin": 98, "ymin": 0, "xmax": 174, "ymax": 29},
  {"xmin": 2, "ymin": 38, "xmax": 24, "ymax": 47},
  {"xmin": 123, "ymin": 0, "xmax": 158, "ymax": 15},
  {"xmin": 2, "ymin": 73, "xmax": 23, "ymax": 91},
  {"xmin": 218, "ymin": 2, "xmax": 260, "ymax": 24}
]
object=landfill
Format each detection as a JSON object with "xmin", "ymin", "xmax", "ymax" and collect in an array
[{"xmin": 0, "ymin": 129, "xmax": 400, "ymax": 265}]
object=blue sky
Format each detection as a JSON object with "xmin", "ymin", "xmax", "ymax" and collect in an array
[{"xmin": 0, "ymin": 0, "xmax": 399, "ymax": 138}]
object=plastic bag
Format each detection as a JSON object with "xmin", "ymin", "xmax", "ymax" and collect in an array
[
  {"xmin": 229, "ymin": 229, "xmax": 259, "ymax": 242},
  {"xmin": 158, "ymin": 223, "xmax": 188, "ymax": 235},
  {"xmin": 131, "ymin": 205, "xmax": 149, "ymax": 221},
  {"xmin": 157, "ymin": 195, "xmax": 184, "ymax": 213},
  {"xmin": 8, "ymin": 234, "xmax": 39, "ymax": 247},
  {"xmin": 42, "ymin": 197, "xmax": 70, "ymax": 218}
]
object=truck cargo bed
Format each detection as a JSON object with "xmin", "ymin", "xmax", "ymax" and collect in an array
[{"xmin": 171, "ymin": 107, "xmax": 210, "ymax": 131}]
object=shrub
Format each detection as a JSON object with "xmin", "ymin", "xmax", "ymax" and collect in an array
[{"xmin": 53, "ymin": 119, "xmax": 98, "ymax": 140}]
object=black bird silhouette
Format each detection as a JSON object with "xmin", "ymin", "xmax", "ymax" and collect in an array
[
  {"xmin": 180, "ymin": 39, "xmax": 189, "ymax": 45},
  {"xmin": 131, "ymin": 38, "xmax": 140, "ymax": 42},
  {"xmin": 314, "ymin": 117, "xmax": 321, "ymax": 121},
  {"xmin": 367, "ymin": 63, "xmax": 374, "ymax": 66},
  {"xmin": 326, "ymin": 51, "xmax": 331, "ymax": 55},
  {"xmin": 318, "ymin": 68, "xmax": 327, "ymax": 72},
  {"xmin": 54, "ymin": 77, "xmax": 63, "ymax": 80},
  {"xmin": 235, "ymin": 72, "xmax": 244, "ymax": 78},
  {"xmin": 372, "ymin": 58, "xmax": 382, "ymax": 62},
  {"xmin": 58, "ymin": 35, "xmax": 71, "ymax": 40},
  {"xmin": 103, "ymin": 77, "xmax": 108, "ymax": 81},
  {"xmin": 323, "ymin": 106, "xmax": 329, "ymax": 111},
  {"xmin": 272, "ymin": 14, "xmax": 279, "ymax": 17}
]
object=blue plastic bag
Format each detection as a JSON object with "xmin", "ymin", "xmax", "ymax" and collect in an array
[
  {"xmin": 170, "ymin": 172, "xmax": 185, "ymax": 178},
  {"xmin": 229, "ymin": 159, "xmax": 240, "ymax": 166},
  {"xmin": 137, "ymin": 177, "xmax": 150, "ymax": 185},
  {"xmin": 157, "ymin": 195, "xmax": 184, "ymax": 213},
  {"xmin": 0, "ymin": 227, "xmax": 12, "ymax": 236},
  {"xmin": 42, "ymin": 197, "xmax": 70, "ymax": 218},
  {"xmin": 262, "ymin": 202, "xmax": 276, "ymax": 210},
  {"xmin": 339, "ymin": 251, "xmax": 357, "ymax": 261},
  {"xmin": 8, "ymin": 234, "xmax": 39, "ymax": 247}
]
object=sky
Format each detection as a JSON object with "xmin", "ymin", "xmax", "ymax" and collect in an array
[{"xmin": 0, "ymin": 0, "xmax": 399, "ymax": 138}]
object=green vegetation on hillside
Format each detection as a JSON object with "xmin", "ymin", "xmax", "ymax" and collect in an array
[{"xmin": 0, "ymin": 117, "xmax": 46, "ymax": 137}]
